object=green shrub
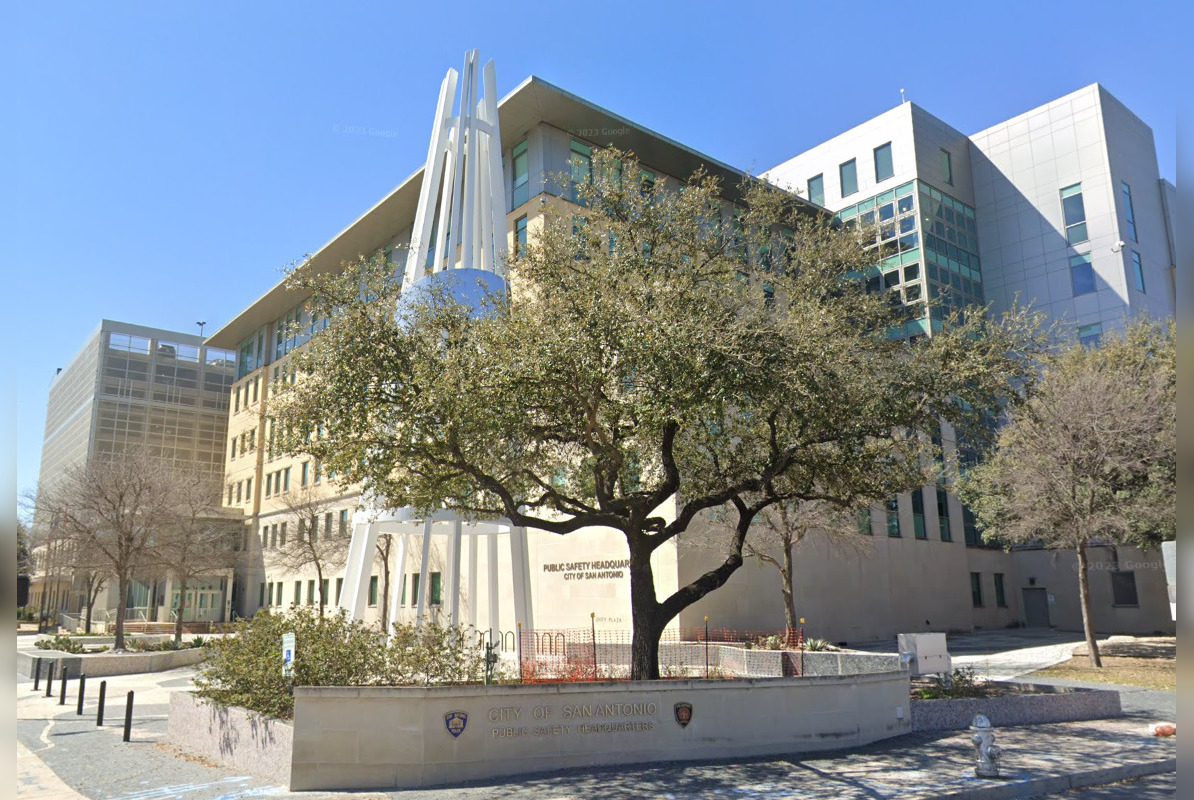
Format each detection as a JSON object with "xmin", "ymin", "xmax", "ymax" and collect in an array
[
  {"xmin": 804, "ymin": 637, "xmax": 832, "ymax": 651},
  {"xmin": 35, "ymin": 634, "xmax": 85, "ymax": 654},
  {"xmin": 194, "ymin": 608, "xmax": 488, "ymax": 719},
  {"xmin": 913, "ymin": 667, "xmax": 997, "ymax": 700}
]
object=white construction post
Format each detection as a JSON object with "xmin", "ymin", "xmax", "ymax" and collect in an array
[
  {"xmin": 509, "ymin": 526, "xmax": 534, "ymax": 631},
  {"xmin": 487, "ymin": 532, "xmax": 499, "ymax": 640},
  {"xmin": 385, "ymin": 533, "xmax": 408, "ymax": 640},
  {"xmin": 415, "ymin": 518, "xmax": 433, "ymax": 627},
  {"xmin": 449, "ymin": 519, "xmax": 463, "ymax": 627},
  {"xmin": 339, "ymin": 511, "xmax": 379, "ymax": 622},
  {"xmin": 467, "ymin": 533, "xmax": 479, "ymax": 628}
]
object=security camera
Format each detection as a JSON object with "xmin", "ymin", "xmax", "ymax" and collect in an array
[{"xmin": 1111, "ymin": 241, "xmax": 1124, "ymax": 252}]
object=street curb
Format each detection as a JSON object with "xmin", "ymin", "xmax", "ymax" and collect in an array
[{"xmin": 928, "ymin": 757, "xmax": 1176, "ymax": 799}]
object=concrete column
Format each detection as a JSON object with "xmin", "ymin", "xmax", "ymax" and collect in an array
[
  {"xmin": 339, "ymin": 512, "xmax": 379, "ymax": 622},
  {"xmin": 487, "ymin": 533, "xmax": 499, "ymax": 640},
  {"xmin": 509, "ymin": 527, "xmax": 534, "ymax": 630},
  {"xmin": 415, "ymin": 519, "xmax": 433, "ymax": 627},
  {"xmin": 449, "ymin": 519, "xmax": 463, "ymax": 627},
  {"xmin": 467, "ymin": 533, "xmax": 479, "ymax": 628},
  {"xmin": 386, "ymin": 534, "xmax": 408, "ymax": 639}
]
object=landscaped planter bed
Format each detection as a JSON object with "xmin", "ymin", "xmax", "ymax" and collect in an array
[{"xmin": 910, "ymin": 681, "xmax": 1122, "ymax": 731}]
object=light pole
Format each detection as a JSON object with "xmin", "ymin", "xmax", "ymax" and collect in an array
[{"xmin": 196, "ymin": 321, "xmax": 206, "ymax": 338}]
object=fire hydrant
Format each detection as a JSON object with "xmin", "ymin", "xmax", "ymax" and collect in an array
[{"xmin": 969, "ymin": 714, "xmax": 1002, "ymax": 778}]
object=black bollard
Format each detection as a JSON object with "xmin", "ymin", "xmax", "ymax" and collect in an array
[
  {"xmin": 32, "ymin": 657, "xmax": 42, "ymax": 691},
  {"xmin": 122, "ymin": 691, "xmax": 134, "ymax": 742},
  {"xmin": 76, "ymin": 674, "xmax": 87, "ymax": 715},
  {"xmin": 59, "ymin": 665, "xmax": 69, "ymax": 705},
  {"xmin": 45, "ymin": 662, "xmax": 55, "ymax": 697},
  {"xmin": 96, "ymin": 680, "xmax": 107, "ymax": 726}
]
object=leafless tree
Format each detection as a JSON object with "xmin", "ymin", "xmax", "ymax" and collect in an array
[
  {"xmin": 151, "ymin": 467, "xmax": 242, "ymax": 643},
  {"xmin": 34, "ymin": 449, "xmax": 177, "ymax": 650},
  {"xmin": 271, "ymin": 483, "xmax": 347, "ymax": 614},
  {"xmin": 960, "ymin": 320, "xmax": 1176, "ymax": 667},
  {"xmin": 65, "ymin": 536, "xmax": 110, "ymax": 634},
  {"xmin": 743, "ymin": 501, "xmax": 874, "ymax": 635}
]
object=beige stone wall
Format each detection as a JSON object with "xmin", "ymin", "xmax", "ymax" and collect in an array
[
  {"xmin": 1012, "ymin": 545, "xmax": 1175, "ymax": 634},
  {"xmin": 291, "ymin": 672, "xmax": 910, "ymax": 790}
]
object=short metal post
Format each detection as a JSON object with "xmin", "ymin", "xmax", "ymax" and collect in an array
[
  {"xmin": 59, "ymin": 665, "xmax": 69, "ymax": 705},
  {"xmin": 76, "ymin": 674, "xmax": 87, "ymax": 715},
  {"xmin": 45, "ymin": 662, "xmax": 55, "ymax": 697},
  {"xmin": 123, "ymin": 691, "xmax": 134, "ymax": 742},
  {"xmin": 96, "ymin": 681, "xmax": 107, "ymax": 726},
  {"xmin": 590, "ymin": 612, "xmax": 598, "ymax": 680},
  {"xmin": 704, "ymin": 616, "xmax": 710, "ymax": 679},
  {"xmin": 32, "ymin": 657, "xmax": 42, "ymax": 691},
  {"xmin": 516, "ymin": 622, "xmax": 523, "ymax": 683}
]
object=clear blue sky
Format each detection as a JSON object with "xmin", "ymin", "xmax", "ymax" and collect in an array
[{"xmin": 6, "ymin": 1, "xmax": 1181, "ymax": 503}]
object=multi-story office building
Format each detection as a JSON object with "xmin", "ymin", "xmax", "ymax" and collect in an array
[
  {"xmin": 208, "ymin": 78, "xmax": 1175, "ymax": 641},
  {"xmin": 29, "ymin": 320, "xmax": 238, "ymax": 625}
]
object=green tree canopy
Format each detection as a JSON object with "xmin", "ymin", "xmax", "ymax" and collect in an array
[{"xmin": 277, "ymin": 152, "xmax": 1045, "ymax": 678}]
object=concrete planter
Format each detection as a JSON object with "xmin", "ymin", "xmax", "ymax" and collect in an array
[
  {"xmin": 289, "ymin": 671, "xmax": 911, "ymax": 791},
  {"xmin": 911, "ymin": 681, "xmax": 1122, "ymax": 731},
  {"xmin": 19, "ymin": 646, "xmax": 206, "ymax": 678},
  {"xmin": 168, "ymin": 693, "xmax": 293, "ymax": 785}
]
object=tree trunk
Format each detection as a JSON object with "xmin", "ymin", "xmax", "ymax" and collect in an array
[
  {"xmin": 114, "ymin": 575, "xmax": 129, "ymax": 651},
  {"xmin": 84, "ymin": 597, "xmax": 93, "ymax": 634},
  {"xmin": 173, "ymin": 579, "xmax": 186, "ymax": 646},
  {"xmin": 316, "ymin": 564, "xmax": 325, "ymax": 617},
  {"xmin": 1075, "ymin": 543, "xmax": 1102, "ymax": 668},
  {"xmin": 781, "ymin": 544, "xmax": 798, "ymax": 633},
  {"xmin": 628, "ymin": 541, "xmax": 663, "ymax": 680}
]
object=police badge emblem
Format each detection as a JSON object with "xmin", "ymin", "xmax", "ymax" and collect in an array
[
  {"xmin": 673, "ymin": 702, "xmax": 693, "ymax": 728},
  {"xmin": 444, "ymin": 710, "xmax": 468, "ymax": 738}
]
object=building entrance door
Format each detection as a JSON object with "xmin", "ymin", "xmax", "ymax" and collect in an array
[{"xmin": 1022, "ymin": 587, "xmax": 1050, "ymax": 627}]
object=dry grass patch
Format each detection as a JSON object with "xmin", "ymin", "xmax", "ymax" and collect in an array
[{"xmin": 1033, "ymin": 637, "xmax": 1175, "ymax": 691}]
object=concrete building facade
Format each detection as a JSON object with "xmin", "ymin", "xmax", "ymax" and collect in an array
[
  {"xmin": 29, "ymin": 320, "xmax": 237, "ymax": 626},
  {"xmin": 207, "ymin": 77, "xmax": 1175, "ymax": 643}
]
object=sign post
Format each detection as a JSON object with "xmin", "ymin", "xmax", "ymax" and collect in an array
[{"xmin": 282, "ymin": 632, "xmax": 296, "ymax": 680}]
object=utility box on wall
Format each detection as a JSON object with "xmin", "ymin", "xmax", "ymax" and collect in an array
[{"xmin": 897, "ymin": 632, "xmax": 951, "ymax": 677}]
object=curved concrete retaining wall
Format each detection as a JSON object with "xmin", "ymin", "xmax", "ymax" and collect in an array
[
  {"xmin": 290, "ymin": 672, "xmax": 911, "ymax": 791},
  {"xmin": 911, "ymin": 682, "xmax": 1122, "ymax": 731},
  {"xmin": 18, "ymin": 646, "xmax": 206, "ymax": 678},
  {"xmin": 168, "ymin": 693, "xmax": 293, "ymax": 785}
]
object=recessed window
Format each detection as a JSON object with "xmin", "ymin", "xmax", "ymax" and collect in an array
[
  {"xmin": 874, "ymin": 142, "xmax": 894, "ymax": 182},
  {"xmin": 970, "ymin": 572, "xmax": 983, "ymax": 607},
  {"xmin": 511, "ymin": 140, "xmax": 529, "ymax": 208},
  {"xmin": 569, "ymin": 140, "xmax": 592, "ymax": 202},
  {"xmin": 886, "ymin": 497, "xmax": 901, "ymax": 537},
  {"xmin": 857, "ymin": 507, "xmax": 872, "ymax": 536},
  {"xmin": 940, "ymin": 149, "xmax": 953, "ymax": 186},
  {"xmin": 807, "ymin": 174, "xmax": 824, "ymax": 206},
  {"xmin": 1111, "ymin": 571, "xmax": 1138, "ymax": 606},
  {"xmin": 963, "ymin": 505, "xmax": 981, "ymax": 546},
  {"xmin": 430, "ymin": 572, "xmax": 443, "ymax": 606},
  {"xmin": 1121, "ymin": 182, "xmax": 1137, "ymax": 242},
  {"xmin": 1130, "ymin": 251, "xmax": 1145, "ymax": 293},
  {"xmin": 1077, "ymin": 322, "xmax": 1102, "ymax": 347},
  {"xmin": 368, "ymin": 576, "xmax": 378, "ymax": 606},
  {"xmin": 994, "ymin": 573, "xmax": 1007, "ymax": 608},
  {"xmin": 514, "ymin": 215, "xmax": 528, "ymax": 258},
  {"xmin": 936, "ymin": 487, "xmax": 952, "ymax": 542},
  {"xmin": 1061, "ymin": 184, "xmax": 1088, "ymax": 244},
  {"xmin": 1070, "ymin": 253, "xmax": 1096, "ymax": 295},
  {"xmin": 911, "ymin": 489, "xmax": 927, "ymax": 539},
  {"xmin": 840, "ymin": 159, "xmax": 858, "ymax": 197}
]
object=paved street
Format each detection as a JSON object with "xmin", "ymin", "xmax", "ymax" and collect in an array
[{"xmin": 16, "ymin": 632, "xmax": 1175, "ymax": 799}]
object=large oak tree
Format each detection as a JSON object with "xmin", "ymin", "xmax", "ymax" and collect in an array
[{"xmin": 276, "ymin": 153, "xmax": 1044, "ymax": 678}]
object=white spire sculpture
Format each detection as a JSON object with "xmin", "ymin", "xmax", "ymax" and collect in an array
[
  {"xmin": 335, "ymin": 52, "xmax": 534, "ymax": 641},
  {"xmin": 403, "ymin": 48, "xmax": 507, "ymax": 288}
]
